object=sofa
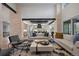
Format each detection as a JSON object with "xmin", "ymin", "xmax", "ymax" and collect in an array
[{"xmin": 54, "ymin": 35, "xmax": 79, "ymax": 56}]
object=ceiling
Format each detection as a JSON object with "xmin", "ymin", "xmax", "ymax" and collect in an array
[
  {"xmin": 18, "ymin": 3, "xmax": 56, "ymax": 7},
  {"xmin": 18, "ymin": 3, "xmax": 56, "ymax": 18},
  {"xmin": 18, "ymin": 3, "xmax": 56, "ymax": 24}
]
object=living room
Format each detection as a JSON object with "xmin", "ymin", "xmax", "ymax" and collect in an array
[{"xmin": 0, "ymin": 3, "xmax": 79, "ymax": 56}]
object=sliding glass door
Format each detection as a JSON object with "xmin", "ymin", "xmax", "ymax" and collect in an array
[
  {"xmin": 73, "ymin": 19, "xmax": 79, "ymax": 34},
  {"xmin": 63, "ymin": 20, "xmax": 71, "ymax": 34}
]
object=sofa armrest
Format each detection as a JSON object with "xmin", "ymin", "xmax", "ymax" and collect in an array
[
  {"xmin": 75, "ymin": 41, "xmax": 79, "ymax": 48},
  {"xmin": 73, "ymin": 41, "xmax": 79, "ymax": 55}
]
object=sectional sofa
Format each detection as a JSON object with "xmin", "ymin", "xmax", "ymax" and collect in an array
[{"xmin": 54, "ymin": 35, "xmax": 79, "ymax": 56}]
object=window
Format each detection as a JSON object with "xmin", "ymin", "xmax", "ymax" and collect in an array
[
  {"xmin": 63, "ymin": 20, "xmax": 71, "ymax": 34},
  {"xmin": 73, "ymin": 19, "xmax": 79, "ymax": 34},
  {"xmin": 3, "ymin": 22, "xmax": 10, "ymax": 37},
  {"xmin": 63, "ymin": 15, "xmax": 79, "ymax": 35}
]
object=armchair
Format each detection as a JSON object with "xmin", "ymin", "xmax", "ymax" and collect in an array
[{"xmin": 8, "ymin": 35, "xmax": 31, "ymax": 55}]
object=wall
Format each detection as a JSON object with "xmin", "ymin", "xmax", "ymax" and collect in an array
[
  {"xmin": 0, "ymin": 4, "xmax": 22, "ymax": 48},
  {"xmin": 19, "ymin": 3, "xmax": 56, "ymax": 18},
  {"xmin": 0, "ymin": 4, "xmax": 2, "ymax": 47},
  {"xmin": 0, "ymin": 4, "xmax": 11, "ymax": 48},
  {"xmin": 62, "ymin": 3, "xmax": 79, "ymax": 21},
  {"xmin": 10, "ymin": 4, "xmax": 22, "ymax": 39}
]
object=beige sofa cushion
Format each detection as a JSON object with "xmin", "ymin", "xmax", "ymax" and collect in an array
[
  {"xmin": 73, "ymin": 41, "xmax": 79, "ymax": 55},
  {"xmin": 55, "ymin": 39, "xmax": 73, "ymax": 51},
  {"xmin": 60, "ymin": 40, "xmax": 73, "ymax": 50}
]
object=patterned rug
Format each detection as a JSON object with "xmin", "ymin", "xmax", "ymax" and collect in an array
[
  {"xmin": 10, "ymin": 48, "xmax": 71, "ymax": 56},
  {"xmin": 9, "ymin": 43, "xmax": 71, "ymax": 56}
]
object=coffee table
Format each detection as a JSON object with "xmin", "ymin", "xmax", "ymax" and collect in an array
[{"xmin": 30, "ymin": 40, "xmax": 53, "ymax": 52}]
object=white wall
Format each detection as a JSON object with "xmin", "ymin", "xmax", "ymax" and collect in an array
[
  {"xmin": 19, "ymin": 3, "xmax": 56, "ymax": 18},
  {"xmin": 62, "ymin": 3, "xmax": 79, "ymax": 21}
]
